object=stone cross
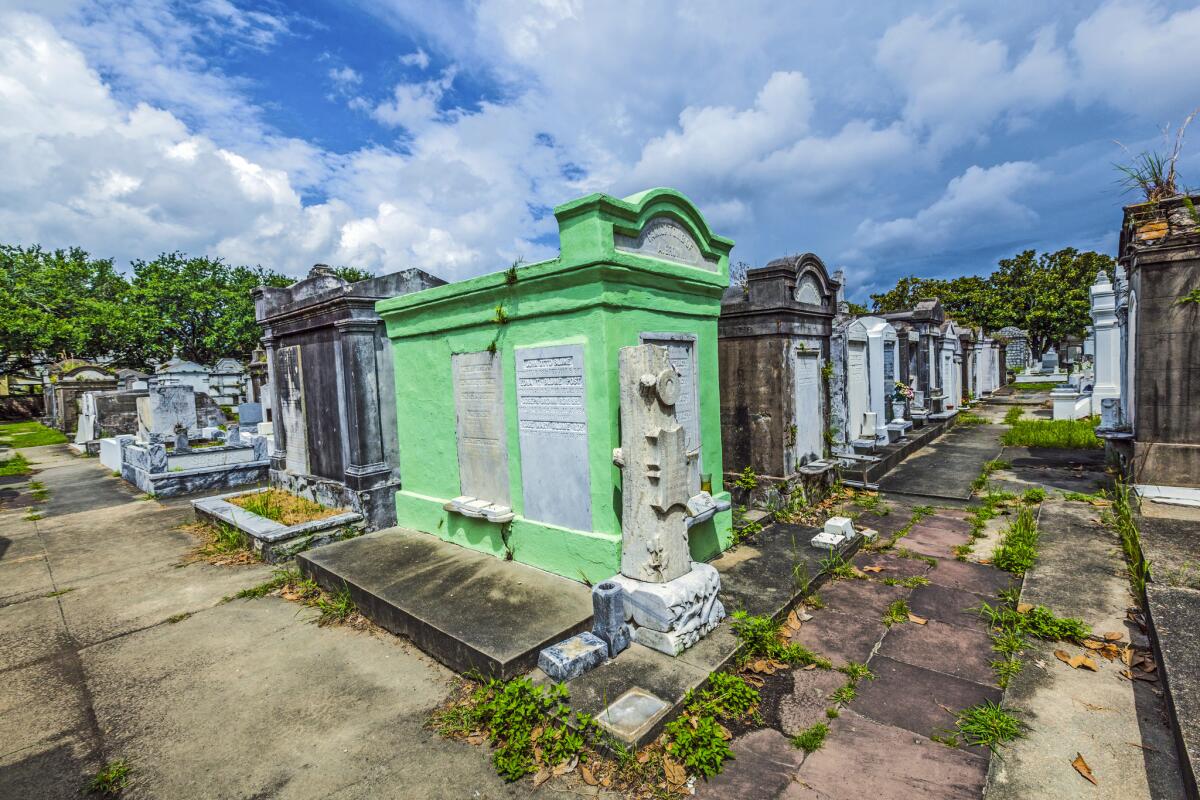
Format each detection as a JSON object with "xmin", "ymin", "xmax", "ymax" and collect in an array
[{"xmin": 613, "ymin": 344, "xmax": 697, "ymax": 584}]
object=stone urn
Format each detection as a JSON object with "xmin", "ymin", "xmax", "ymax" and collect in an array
[{"xmin": 891, "ymin": 400, "xmax": 906, "ymax": 421}]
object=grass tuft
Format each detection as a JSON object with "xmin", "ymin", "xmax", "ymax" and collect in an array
[
  {"xmin": 228, "ymin": 489, "xmax": 340, "ymax": 526},
  {"xmin": 0, "ymin": 452, "xmax": 32, "ymax": 476},
  {"xmin": 86, "ymin": 759, "xmax": 131, "ymax": 795},
  {"xmin": 1106, "ymin": 481, "xmax": 1151, "ymax": 595},
  {"xmin": 953, "ymin": 701, "xmax": 1023, "ymax": 752},
  {"xmin": 790, "ymin": 723, "xmax": 829, "ymax": 753},
  {"xmin": 0, "ymin": 421, "xmax": 68, "ymax": 448},
  {"xmin": 1002, "ymin": 407, "xmax": 1024, "ymax": 425},
  {"xmin": 883, "ymin": 598, "xmax": 911, "ymax": 626},
  {"xmin": 992, "ymin": 505, "xmax": 1039, "ymax": 575}
]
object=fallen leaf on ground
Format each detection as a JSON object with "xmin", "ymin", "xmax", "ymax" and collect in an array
[
  {"xmin": 1017, "ymin": 602, "xmax": 1034, "ymax": 613},
  {"xmin": 741, "ymin": 673, "xmax": 765, "ymax": 686},
  {"xmin": 862, "ymin": 566, "xmax": 884, "ymax": 573},
  {"xmin": 467, "ymin": 734, "xmax": 485, "ymax": 745},
  {"xmin": 907, "ymin": 613, "xmax": 928, "ymax": 625},
  {"xmin": 534, "ymin": 768, "xmax": 552, "ymax": 787},
  {"xmin": 718, "ymin": 723, "xmax": 732, "ymax": 740},
  {"xmin": 786, "ymin": 610, "xmax": 802, "ymax": 630},
  {"xmin": 1082, "ymin": 640, "xmax": 1103, "ymax": 650},
  {"xmin": 1119, "ymin": 669, "xmax": 1133, "ymax": 680},
  {"xmin": 1133, "ymin": 672, "xmax": 1159, "ymax": 683},
  {"xmin": 553, "ymin": 756, "xmax": 578, "ymax": 777},
  {"xmin": 1067, "ymin": 654, "xmax": 1098, "ymax": 671},
  {"xmin": 637, "ymin": 751, "xmax": 650, "ymax": 764},
  {"xmin": 1055, "ymin": 650, "xmax": 1074, "ymax": 666},
  {"xmin": 851, "ymin": 567, "xmax": 868, "ymax": 578},
  {"xmin": 802, "ymin": 664, "xmax": 817, "ymax": 671},
  {"xmin": 797, "ymin": 610, "xmax": 814, "ymax": 622},
  {"xmin": 581, "ymin": 765, "xmax": 598, "ymax": 786},
  {"xmin": 1104, "ymin": 631, "xmax": 1125, "ymax": 642},
  {"xmin": 663, "ymin": 757, "xmax": 687, "ymax": 787},
  {"xmin": 1072, "ymin": 753, "xmax": 1098, "ymax": 785},
  {"xmin": 938, "ymin": 703, "xmax": 956, "ymax": 716}
]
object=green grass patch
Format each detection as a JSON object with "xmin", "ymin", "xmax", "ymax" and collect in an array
[
  {"xmin": 86, "ymin": 759, "xmax": 131, "ymax": 795},
  {"xmin": 731, "ymin": 610, "xmax": 832, "ymax": 669},
  {"xmin": 992, "ymin": 505, "xmax": 1039, "ymax": 575},
  {"xmin": 1001, "ymin": 418, "xmax": 1102, "ymax": 449},
  {"xmin": 819, "ymin": 550, "xmax": 860, "ymax": 581},
  {"xmin": 951, "ymin": 701, "xmax": 1024, "ymax": 752},
  {"xmin": 829, "ymin": 683, "xmax": 857, "ymax": 705},
  {"xmin": 1061, "ymin": 489, "xmax": 1108, "ymax": 503},
  {"xmin": 0, "ymin": 421, "xmax": 68, "ymax": 448},
  {"xmin": 971, "ymin": 459, "xmax": 1012, "ymax": 492},
  {"xmin": 1012, "ymin": 381, "xmax": 1067, "ymax": 392},
  {"xmin": 955, "ymin": 411, "xmax": 989, "ymax": 426},
  {"xmin": 1002, "ymin": 407, "xmax": 1024, "ymax": 425},
  {"xmin": 1021, "ymin": 487, "xmax": 1046, "ymax": 504},
  {"xmin": 0, "ymin": 451, "xmax": 32, "ymax": 476},
  {"xmin": 230, "ymin": 568, "xmax": 310, "ymax": 600},
  {"xmin": 315, "ymin": 583, "xmax": 356, "ymax": 626},
  {"xmin": 883, "ymin": 598, "xmax": 911, "ymax": 627},
  {"xmin": 790, "ymin": 723, "xmax": 829, "ymax": 753},
  {"xmin": 882, "ymin": 575, "xmax": 930, "ymax": 588}
]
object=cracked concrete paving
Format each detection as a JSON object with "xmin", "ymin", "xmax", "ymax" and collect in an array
[{"xmin": 0, "ymin": 445, "xmax": 586, "ymax": 799}]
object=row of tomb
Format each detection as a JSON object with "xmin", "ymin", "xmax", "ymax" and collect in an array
[
  {"xmin": 60, "ymin": 185, "xmax": 1198, "ymax": 676},
  {"xmin": 63, "ymin": 189, "xmax": 1015, "ymax": 575}
]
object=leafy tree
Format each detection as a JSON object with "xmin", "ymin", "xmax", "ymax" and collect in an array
[
  {"xmin": 123, "ymin": 253, "xmax": 291, "ymax": 365},
  {"xmin": 868, "ymin": 248, "xmax": 1115, "ymax": 358},
  {"xmin": 330, "ymin": 266, "xmax": 375, "ymax": 283},
  {"xmin": 0, "ymin": 245, "xmax": 129, "ymax": 376}
]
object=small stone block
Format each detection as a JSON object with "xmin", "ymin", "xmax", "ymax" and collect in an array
[
  {"xmin": 632, "ymin": 626, "xmax": 689, "ymax": 656},
  {"xmin": 811, "ymin": 531, "xmax": 847, "ymax": 551},
  {"xmin": 859, "ymin": 528, "xmax": 878, "ymax": 543},
  {"xmin": 824, "ymin": 516, "xmax": 856, "ymax": 538},
  {"xmin": 537, "ymin": 632, "xmax": 608, "ymax": 681},
  {"xmin": 598, "ymin": 688, "xmax": 669, "ymax": 743}
]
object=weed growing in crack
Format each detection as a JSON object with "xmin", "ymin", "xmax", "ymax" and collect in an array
[
  {"xmin": 790, "ymin": 722, "xmax": 829, "ymax": 753},
  {"xmin": 731, "ymin": 611, "xmax": 832, "ymax": 669},
  {"xmin": 829, "ymin": 684, "xmax": 857, "ymax": 705},
  {"xmin": 993, "ymin": 505, "xmax": 1039, "ymax": 575},
  {"xmin": 883, "ymin": 598, "xmax": 912, "ymax": 627},
  {"xmin": 882, "ymin": 575, "xmax": 930, "ymax": 588},
  {"xmin": 86, "ymin": 759, "xmax": 131, "ymax": 796},
  {"xmin": 952, "ymin": 701, "xmax": 1024, "ymax": 752}
]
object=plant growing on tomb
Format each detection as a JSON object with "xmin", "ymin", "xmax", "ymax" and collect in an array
[
  {"xmin": 732, "ymin": 466, "xmax": 758, "ymax": 493},
  {"xmin": 1106, "ymin": 480, "xmax": 1151, "ymax": 595},
  {"xmin": 1115, "ymin": 109, "xmax": 1196, "ymax": 204},
  {"xmin": 1176, "ymin": 287, "xmax": 1200, "ymax": 307}
]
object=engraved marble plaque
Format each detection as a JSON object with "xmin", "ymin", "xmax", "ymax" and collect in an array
[
  {"xmin": 792, "ymin": 351, "xmax": 822, "ymax": 466},
  {"xmin": 640, "ymin": 333, "xmax": 700, "ymax": 493},
  {"xmin": 615, "ymin": 216, "xmax": 719, "ymax": 271},
  {"xmin": 515, "ymin": 344, "xmax": 591, "ymax": 531},
  {"xmin": 794, "ymin": 274, "xmax": 822, "ymax": 306},
  {"xmin": 276, "ymin": 345, "xmax": 309, "ymax": 474},
  {"xmin": 452, "ymin": 352, "xmax": 510, "ymax": 506}
]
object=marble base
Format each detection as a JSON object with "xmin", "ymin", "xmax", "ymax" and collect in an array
[
  {"xmin": 606, "ymin": 562, "xmax": 725, "ymax": 657},
  {"xmin": 538, "ymin": 632, "xmax": 609, "ymax": 681}
]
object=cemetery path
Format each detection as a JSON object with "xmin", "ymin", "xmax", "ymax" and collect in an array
[
  {"xmin": 697, "ymin": 406, "xmax": 1183, "ymax": 800},
  {"xmin": 878, "ymin": 423, "xmax": 1004, "ymax": 501},
  {"xmin": 0, "ymin": 445, "xmax": 598, "ymax": 800}
]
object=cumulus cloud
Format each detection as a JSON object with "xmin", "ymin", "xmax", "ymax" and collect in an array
[{"xmin": 848, "ymin": 161, "xmax": 1047, "ymax": 259}]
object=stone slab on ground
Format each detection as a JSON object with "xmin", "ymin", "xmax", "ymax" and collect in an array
[
  {"xmin": 996, "ymin": 446, "xmax": 1110, "ymax": 497},
  {"xmin": 785, "ymin": 709, "xmax": 988, "ymax": 799},
  {"xmin": 1145, "ymin": 583, "xmax": 1200, "ymax": 798},
  {"xmin": 298, "ymin": 528, "xmax": 594, "ymax": 678},
  {"xmin": 793, "ymin": 608, "xmax": 886, "ymax": 668},
  {"xmin": 696, "ymin": 728, "xmax": 804, "ymax": 799},
  {"xmin": 855, "ymin": 551, "xmax": 934, "ymax": 581},
  {"xmin": 926, "ymin": 557, "xmax": 1015, "ymax": 597},
  {"xmin": 907, "ymin": 582, "xmax": 992, "ymax": 631},
  {"xmin": 778, "ymin": 667, "xmax": 848, "ymax": 736},
  {"xmin": 877, "ymin": 619, "xmax": 997, "ymax": 686},
  {"xmin": 878, "ymin": 425, "xmax": 1004, "ymax": 501},
  {"xmin": 852, "ymin": 655, "xmax": 1001, "ymax": 758},
  {"xmin": 1140, "ymin": 516, "xmax": 1200, "ymax": 591},
  {"xmin": 897, "ymin": 524, "xmax": 971, "ymax": 560},
  {"xmin": 817, "ymin": 577, "xmax": 908, "ymax": 618}
]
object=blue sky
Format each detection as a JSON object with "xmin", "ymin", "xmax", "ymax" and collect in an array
[{"xmin": 1, "ymin": 1, "xmax": 1198, "ymax": 301}]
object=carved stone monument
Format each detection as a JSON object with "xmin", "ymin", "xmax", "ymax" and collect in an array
[{"xmin": 607, "ymin": 344, "xmax": 725, "ymax": 656}]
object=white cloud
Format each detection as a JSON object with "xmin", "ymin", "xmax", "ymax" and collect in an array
[
  {"xmin": 399, "ymin": 48, "xmax": 430, "ymax": 69},
  {"xmin": 368, "ymin": 68, "xmax": 458, "ymax": 132},
  {"xmin": 849, "ymin": 161, "xmax": 1046, "ymax": 259},
  {"xmin": 328, "ymin": 66, "xmax": 362, "ymax": 87}
]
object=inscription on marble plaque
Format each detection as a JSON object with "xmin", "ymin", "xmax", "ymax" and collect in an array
[
  {"xmin": 640, "ymin": 333, "xmax": 700, "ymax": 493},
  {"xmin": 792, "ymin": 352, "xmax": 822, "ymax": 466},
  {"xmin": 515, "ymin": 345, "xmax": 591, "ymax": 531},
  {"xmin": 615, "ymin": 216, "xmax": 718, "ymax": 271},
  {"xmin": 884, "ymin": 341, "xmax": 896, "ymax": 385},
  {"xmin": 452, "ymin": 352, "xmax": 510, "ymax": 506},
  {"xmin": 276, "ymin": 345, "xmax": 309, "ymax": 474}
]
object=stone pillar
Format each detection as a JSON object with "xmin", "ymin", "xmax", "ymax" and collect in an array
[
  {"xmin": 334, "ymin": 319, "xmax": 391, "ymax": 491},
  {"xmin": 261, "ymin": 334, "xmax": 287, "ymax": 471},
  {"xmin": 1090, "ymin": 271, "xmax": 1121, "ymax": 414}
]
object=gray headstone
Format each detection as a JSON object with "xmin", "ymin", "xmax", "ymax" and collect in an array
[
  {"xmin": 515, "ymin": 344, "xmax": 591, "ymax": 531},
  {"xmin": 451, "ymin": 352, "xmax": 510, "ymax": 505},
  {"xmin": 226, "ymin": 424, "xmax": 241, "ymax": 445},
  {"xmin": 792, "ymin": 351, "xmax": 822, "ymax": 466},
  {"xmin": 1041, "ymin": 349, "xmax": 1059, "ymax": 372},
  {"xmin": 237, "ymin": 402, "xmax": 264, "ymax": 426}
]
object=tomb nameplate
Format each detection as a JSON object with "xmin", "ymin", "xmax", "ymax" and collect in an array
[
  {"xmin": 276, "ymin": 345, "xmax": 309, "ymax": 474},
  {"xmin": 792, "ymin": 351, "xmax": 822, "ymax": 465},
  {"xmin": 615, "ymin": 217, "xmax": 718, "ymax": 271},
  {"xmin": 640, "ymin": 333, "xmax": 700, "ymax": 493},
  {"xmin": 516, "ymin": 344, "xmax": 591, "ymax": 531},
  {"xmin": 452, "ymin": 352, "xmax": 510, "ymax": 506}
]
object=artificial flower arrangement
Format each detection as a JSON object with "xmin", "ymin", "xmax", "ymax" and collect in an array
[{"xmin": 893, "ymin": 380, "xmax": 914, "ymax": 402}]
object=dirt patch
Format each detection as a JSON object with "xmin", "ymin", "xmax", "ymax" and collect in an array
[{"xmin": 226, "ymin": 488, "xmax": 343, "ymax": 526}]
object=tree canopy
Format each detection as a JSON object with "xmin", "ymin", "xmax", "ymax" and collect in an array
[
  {"xmin": 868, "ymin": 248, "xmax": 1115, "ymax": 358},
  {"xmin": 0, "ymin": 245, "xmax": 324, "ymax": 377}
]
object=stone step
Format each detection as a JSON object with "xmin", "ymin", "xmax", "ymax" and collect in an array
[{"xmin": 297, "ymin": 528, "xmax": 594, "ymax": 678}]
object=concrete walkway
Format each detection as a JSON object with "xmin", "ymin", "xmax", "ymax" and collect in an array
[
  {"xmin": 696, "ymin": 403, "xmax": 1183, "ymax": 800},
  {"xmin": 0, "ymin": 445, "xmax": 580, "ymax": 799}
]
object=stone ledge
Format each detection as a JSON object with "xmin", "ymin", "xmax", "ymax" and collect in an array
[
  {"xmin": 1146, "ymin": 583, "xmax": 1200, "ymax": 799},
  {"xmin": 192, "ymin": 487, "xmax": 363, "ymax": 562}
]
